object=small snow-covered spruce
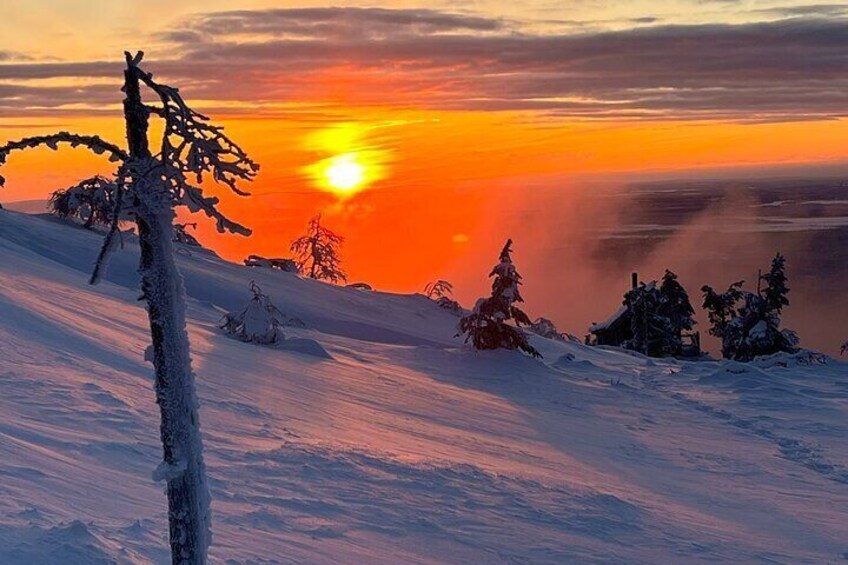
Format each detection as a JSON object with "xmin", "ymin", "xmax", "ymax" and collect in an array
[
  {"xmin": 49, "ymin": 175, "xmax": 120, "ymax": 229},
  {"xmin": 457, "ymin": 239, "xmax": 541, "ymax": 358},
  {"xmin": 0, "ymin": 51, "xmax": 259, "ymax": 564},
  {"xmin": 221, "ymin": 281, "xmax": 286, "ymax": 344},
  {"xmin": 173, "ymin": 222, "xmax": 201, "ymax": 247},
  {"xmin": 290, "ymin": 214, "xmax": 346, "ymax": 283},
  {"xmin": 425, "ymin": 279, "xmax": 462, "ymax": 314},
  {"xmin": 702, "ymin": 253, "xmax": 798, "ymax": 361}
]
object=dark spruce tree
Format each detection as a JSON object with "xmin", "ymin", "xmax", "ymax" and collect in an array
[
  {"xmin": 657, "ymin": 270, "xmax": 696, "ymax": 354},
  {"xmin": 761, "ymin": 252, "xmax": 789, "ymax": 314},
  {"xmin": 620, "ymin": 270, "xmax": 695, "ymax": 357},
  {"xmin": 457, "ymin": 239, "xmax": 541, "ymax": 358},
  {"xmin": 290, "ymin": 214, "xmax": 347, "ymax": 283},
  {"xmin": 623, "ymin": 281, "xmax": 675, "ymax": 357}
]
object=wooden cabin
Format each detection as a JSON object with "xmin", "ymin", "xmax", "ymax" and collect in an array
[
  {"xmin": 588, "ymin": 272, "xmax": 701, "ymax": 357},
  {"xmin": 588, "ymin": 273, "xmax": 638, "ymax": 347}
]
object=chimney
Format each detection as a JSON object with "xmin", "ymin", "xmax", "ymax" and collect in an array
[{"xmin": 631, "ymin": 272, "xmax": 638, "ymax": 289}]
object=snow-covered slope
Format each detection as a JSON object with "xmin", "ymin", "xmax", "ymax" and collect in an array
[{"xmin": 1, "ymin": 209, "xmax": 847, "ymax": 564}]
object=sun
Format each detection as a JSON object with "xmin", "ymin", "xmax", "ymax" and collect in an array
[
  {"xmin": 301, "ymin": 124, "xmax": 391, "ymax": 198},
  {"xmin": 324, "ymin": 153, "xmax": 366, "ymax": 193}
]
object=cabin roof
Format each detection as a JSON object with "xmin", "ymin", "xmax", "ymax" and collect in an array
[
  {"xmin": 589, "ymin": 281, "xmax": 656, "ymax": 334},
  {"xmin": 589, "ymin": 304, "xmax": 629, "ymax": 333}
]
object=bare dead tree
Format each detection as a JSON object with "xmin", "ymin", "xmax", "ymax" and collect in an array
[
  {"xmin": 290, "ymin": 214, "xmax": 347, "ymax": 283},
  {"xmin": 0, "ymin": 51, "xmax": 258, "ymax": 564}
]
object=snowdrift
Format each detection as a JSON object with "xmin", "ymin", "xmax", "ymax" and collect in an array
[{"xmin": 1, "ymin": 209, "xmax": 847, "ymax": 564}]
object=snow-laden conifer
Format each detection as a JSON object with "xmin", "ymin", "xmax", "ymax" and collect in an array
[
  {"xmin": 221, "ymin": 281, "xmax": 286, "ymax": 344},
  {"xmin": 290, "ymin": 214, "xmax": 346, "ymax": 283},
  {"xmin": 457, "ymin": 239, "xmax": 541, "ymax": 357},
  {"xmin": 702, "ymin": 253, "xmax": 798, "ymax": 361}
]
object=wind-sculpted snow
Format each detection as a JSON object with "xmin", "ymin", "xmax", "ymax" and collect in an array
[{"xmin": 1, "ymin": 209, "xmax": 848, "ymax": 563}]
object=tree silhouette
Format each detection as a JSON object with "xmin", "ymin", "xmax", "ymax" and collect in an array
[
  {"xmin": 290, "ymin": 214, "xmax": 347, "ymax": 283},
  {"xmin": 761, "ymin": 252, "xmax": 790, "ymax": 314},
  {"xmin": 457, "ymin": 239, "xmax": 541, "ymax": 357},
  {"xmin": 425, "ymin": 279, "xmax": 454, "ymax": 299},
  {"xmin": 0, "ymin": 51, "xmax": 258, "ymax": 563}
]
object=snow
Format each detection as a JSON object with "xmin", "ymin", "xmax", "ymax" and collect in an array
[{"xmin": 1, "ymin": 208, "xmax": 848, "ymax": 563}]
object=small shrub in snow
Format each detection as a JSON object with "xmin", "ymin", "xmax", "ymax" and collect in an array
[
  {"xmin": 425, "ymin": 279, "xmax": 462, "ymax": 314},
  {"xmin": 457, "ymin": 239, "xmax": 541, "ymax": 358},
  {"xmin": 436, "ymin": 296, "xmax": 463, "ymax": 315},
  {"xmin": 49, "ymin": 176, "xmax": 119, "ymax": 229},
  {"xmin": 173, "ymin": 222, "xmax": 201, "ymax": 247},
  {"xmin": 425, "ymin": 279, "xmax": 453, "ymax": 299},
  {"xmin": 702, "ymin": 253, "xmax": 798, "ymax": 361},
  {"xmin": 220, "ymin": 282, "xmax": 287, "ymax": 344},
  {"xmin": 530, "ymin": 317, "xmax": 566, "ymax": 341},
  {"xmin": 244, "ymin": 254, "xmax": 300, "ymax": 273},
  {"xmin": 290, "ymin": 214, "xmax": 346, "ymax": 283}
]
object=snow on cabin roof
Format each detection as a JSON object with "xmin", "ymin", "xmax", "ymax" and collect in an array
[
  {"xmin": 589, "ymin": 304, "xmax": 629, "ymax": 333},
  {"xmin": 588, "ymin": 281, "xmax": 656, "ymax": 333}
]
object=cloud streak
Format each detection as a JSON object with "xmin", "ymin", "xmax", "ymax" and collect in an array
[{"xmin": 0, "ymin": 8, "xmax": 846, "ymax": 121}]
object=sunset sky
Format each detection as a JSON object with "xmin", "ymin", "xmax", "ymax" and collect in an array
[{"xmin": 1, "ymin": 0, "xmax": 846, "ymax": 329}]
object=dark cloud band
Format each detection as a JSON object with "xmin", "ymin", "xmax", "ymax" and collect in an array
[{"xmin": 0, "ymin": 8, "xmax": 845, "ymax": 121}]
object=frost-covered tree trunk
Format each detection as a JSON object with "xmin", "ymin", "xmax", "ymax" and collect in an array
[
  {"xmin": 1, "ymin": 51, "xmax": 257, "ymax": 563},
  {"xmin": 124, "ymin": 56, "xmax": 210, "ymax": 564}
]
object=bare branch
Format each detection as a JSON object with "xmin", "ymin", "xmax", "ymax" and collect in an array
[
  {"xmin": 131, "ymin": 66, "xmax": 259, "ymax": 194},
  {"xmin": 182, "ymin": 183, "xmax": 251, "ymax": 236},
  {"xmin": 0, "ymin": 133, "xmax": 128, "ymax": 187}
]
